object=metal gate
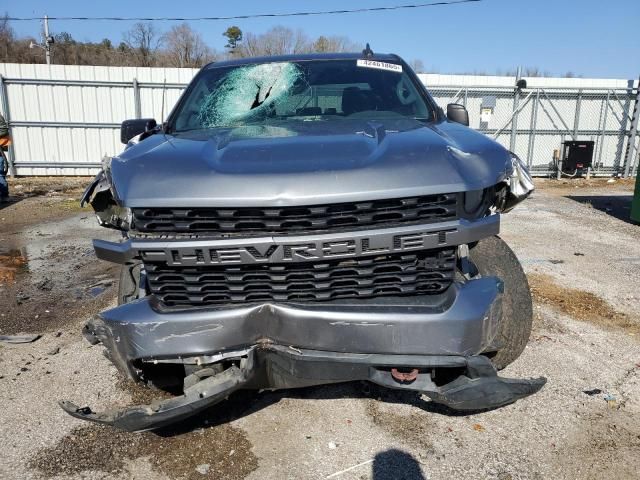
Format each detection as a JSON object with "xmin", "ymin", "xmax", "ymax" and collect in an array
[{"xmin": 429, "ymin": 84, "xmax": 639, "ymax": 177}]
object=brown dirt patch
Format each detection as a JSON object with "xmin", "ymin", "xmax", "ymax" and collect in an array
[
  {"xmin": 0, "ymin": 250, "xmax": 28, "ymax": 284},
  {"xmin": 0, "ymin": 196, "xmax": 86, "ymax": 231},
  {"xmin": 29, "ymin": 422, "xmax": 258, "ymax": 480},
  {"xmin": 7, "ymin": 176, "xmax": 90, "ymax": 198},
  {"xmin": 0, "ymin": 259, "xmax": 119, "ymax": 335},
  {"xmin": 366, "ymin": 399, "xmax": 435, "ymax": 452},
  {"xmin": 534, "ymin": 177, "xmax": 635, "ymax": 195},
  {"xmin": 528, "ymin": 273, "xmax": 639, "ymax": 335}
]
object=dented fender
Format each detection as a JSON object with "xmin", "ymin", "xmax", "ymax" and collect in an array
[
  {"xmin": 497, "ymin": 152, "xmax": 535, "ymax": 213},
  {"xmin": 80, "ymin": 160, "xmax": 132, "ymax": 231}
]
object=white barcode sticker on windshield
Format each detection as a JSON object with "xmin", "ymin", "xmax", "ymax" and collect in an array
[{"xmin": 357, "ymin": 59, "xmax": 402, "ymax": 73}]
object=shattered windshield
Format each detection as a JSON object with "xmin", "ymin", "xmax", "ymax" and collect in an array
[{"xmin": 170, "ymin": 59, "xmax": 434, "ymax": 132}]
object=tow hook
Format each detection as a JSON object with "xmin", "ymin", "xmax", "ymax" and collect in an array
[{"xmin": 391, "ymin": 368, "xmax": 419, "ymax": 383}]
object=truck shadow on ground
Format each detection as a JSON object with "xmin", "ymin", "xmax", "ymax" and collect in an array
[
  {"xmin": 152, "ymin": 381, "xmax": 494, "ymax": 439},
  {"xmin": 566, "ymin": 194, "xmax": 636, "ymax": 225}
]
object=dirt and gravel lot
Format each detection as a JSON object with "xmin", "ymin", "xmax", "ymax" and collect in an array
[{"xmin": 0, "ymin": 177, "xmax": 638, "ymax": 480}]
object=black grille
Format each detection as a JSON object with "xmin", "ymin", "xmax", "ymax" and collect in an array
[
  {"xmin": 146, "ymin": 248, "xmax": 457, "ymax": 307},
  {"xmin": 132, "ymin": 194, "xmax": 459, "ymax": 237}
]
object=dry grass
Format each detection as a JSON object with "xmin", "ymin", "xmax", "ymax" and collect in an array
[
  {"xmin": 7, "ymin": 176, "xmax": 90, "ymax": 198},
  {"xmin": 534, "ymin": 177, "xmax": 636, "ymax": 194},
  {"xmin": 528, "ymin": 273, "xmax": 639, "ymax": 335}
]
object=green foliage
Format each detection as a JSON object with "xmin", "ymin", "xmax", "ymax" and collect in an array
[{"xmin": 223, "ymin": 26, "xmax": 243, "ymax": 50}]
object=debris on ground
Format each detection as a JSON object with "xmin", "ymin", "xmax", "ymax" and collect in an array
[
  {"xmin": 47, "ymin": 346, "xmax": 60, "ymax": 356},
  {"xmin": 0, "ymin": 334, "xmax": 41, "ymax": 344},
  {"xmin": 583, "ymin": 388, "xmax": 603, "ymax": 396},
  {"xmin": 604, "ymin": 394, "xmax": 617, "ymax": 409},
  {"xmin": 325, "ymin": 459, "xmax": 374, "ymax": 479}
]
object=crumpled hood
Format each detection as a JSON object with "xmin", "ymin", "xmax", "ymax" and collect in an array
[{"xmin": 110, "ymin": 119, "xmax": 512, "ymax": 207}]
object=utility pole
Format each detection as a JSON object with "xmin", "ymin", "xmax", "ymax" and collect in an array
[
  {"xmin": 31, "ymin": 15, "xmax": 54, "ymax": 64},
  {"xmin": 624, "ymin": 76, "xmax": 640, "ymax": 178},
  {"xmin": 43, "ymin": 15, "xmax": 51, "ymax": 65}
]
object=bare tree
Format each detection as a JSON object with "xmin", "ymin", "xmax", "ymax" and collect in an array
[
  {"xmin": 163, "ymin": 23, "xmax": 215, "ymax": 68},
  {"xmin": 238, "ymin": 27, "xmax": 307, "ymax": 57},
  {"xmin": 312, "ymin": 35, "xmax": 360, "ymax": 53},
  {"xmin": 123, "ymin": 22, "xmax": 160, "ymax": 67},
  {"xmin": 0, "ymin": 20, "xmax": 363, "ymax": 67},
  {"xmin": 237, "ymin": 26, "xmax": 359, "ymax": 58},
  {"xmin": 0, "ymin": 13, "xmax": 14, "ymax": 62}
]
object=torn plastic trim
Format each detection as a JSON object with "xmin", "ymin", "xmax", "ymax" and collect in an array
[
  {"xmin": 370, "ymin": 355, "xmax": 545, "ymax": 411},
  {"xmin": 59, "ymin": 349, "xmax": 545, "ymax": 432},
  {"xmin": 80, "ymin": 161, "xmax": 132, "ymax": 231},
  {"xmin": 494, "ymin": 152, "xmax": 535, "ymax": 213},
  {"xmin": 144, "ymin": 347, "xmax": 256, "ymax": 366},
  {"xmin": 60, "ymin": 363, "xmax": 250, "ymax": 432}
]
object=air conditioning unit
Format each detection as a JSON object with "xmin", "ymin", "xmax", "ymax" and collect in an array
[{"xmin": 562, "ymin": 140, "xmax": 594, "ymax": 176}]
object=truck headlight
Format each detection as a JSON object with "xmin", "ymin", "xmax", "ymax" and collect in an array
[{"xmin": 96, "ymin": 205, "xmax": 132, "ymax": 230}]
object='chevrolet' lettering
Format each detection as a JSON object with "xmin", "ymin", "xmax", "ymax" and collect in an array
[{"xmin": 137, "ymin": 228, "xmax": 458, "ymax": 266}]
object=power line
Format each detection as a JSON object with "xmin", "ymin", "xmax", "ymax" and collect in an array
[{"xmin": 6, "ymin": 0, "xmax": 483, "ymax": 22}]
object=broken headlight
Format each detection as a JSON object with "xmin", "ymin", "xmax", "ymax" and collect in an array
[
  {"xmin": 96, "ymin": 205, "xmax": 132, "ymax": 230},
  {"xmin": 81, "ymin": 166, "xmax": 132, "ymax": 231},
  {"xmin": 494, "ymin": 152, "xmax": 535, "ymax": 213},
  {"xmin": 507, "ymin": 152, "xmax": 534, "ymax": 199}
]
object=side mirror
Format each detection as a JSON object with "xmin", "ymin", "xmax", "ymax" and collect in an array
[
  {"xmin": 446, "ymin": 104, "xmax": 469, "ymax": 126},
  {"xmin": 120, "ymin": 118, "xmax": 157, "ymax": 144}
]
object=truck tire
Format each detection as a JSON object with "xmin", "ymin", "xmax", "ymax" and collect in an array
[
  {"xmin": 118, "ymin": 262, "xmax": 142, "ymax": 305},
  {"xmin": 467, "ymin": 236, "xmax": 533, "ymax": 369}
]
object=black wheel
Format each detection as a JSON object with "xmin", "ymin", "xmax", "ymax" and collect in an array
[
  {"xmin": 118, "ymin": 262, "xmax": 143, "ymax": 305},
  {"xmin": 466, "ymin": 236, "xmax": 533, "ymax": 369}
]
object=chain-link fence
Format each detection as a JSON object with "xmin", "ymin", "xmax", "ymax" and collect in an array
[{"xmin": 429, "ymin": 84, "xmax": 640, "ymax": 177}]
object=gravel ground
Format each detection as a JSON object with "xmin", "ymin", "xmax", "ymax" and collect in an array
[{"xmin": 0, "ymin": 178, "xmax": 638, "ymax": 480}]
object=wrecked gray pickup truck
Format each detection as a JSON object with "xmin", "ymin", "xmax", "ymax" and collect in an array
[{"xmin": 62, "ymin": 52, "xmax": 543, "ymax": 432}]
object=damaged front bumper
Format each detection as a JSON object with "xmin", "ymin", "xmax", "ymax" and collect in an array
[
  {"xmin": 61, "ymin": 277, "xmax": 545, "ymax": 431},
  {"xmin": 61, "ymin": 346, "xmax": 545, "ymax": 432}
]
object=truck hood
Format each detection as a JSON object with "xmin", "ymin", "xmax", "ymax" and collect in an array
[{"xmin": 111, "ymin": 118, "xmax": 512, "ymax": 207}]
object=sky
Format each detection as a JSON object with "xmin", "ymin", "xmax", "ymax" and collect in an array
[{"xmin": 5, "ymin": 0, "xmax": 640, "ymax": 79}]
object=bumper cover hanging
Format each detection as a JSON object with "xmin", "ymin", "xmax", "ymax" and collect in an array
[{"xmin": 60, "ymin": 348, "xmax": 545, "ymax": 432}]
